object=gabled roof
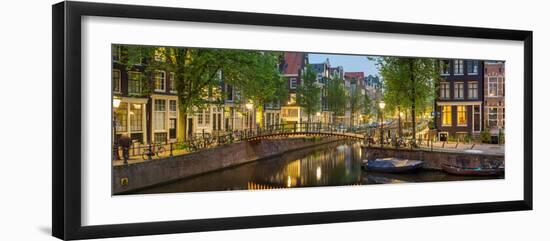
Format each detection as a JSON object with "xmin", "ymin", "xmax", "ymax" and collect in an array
[
  {"xmin": 282, "ymin": 52, "xmax": 305, "ymax": 75},
  {"xmin": 344, "ymin": 72, "xmax": 364, "ymax": 80}
]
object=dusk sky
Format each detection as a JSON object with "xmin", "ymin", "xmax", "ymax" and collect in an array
[{"xmin": 308, "ymin": 53, "xmax": 380, "ymax": 77}]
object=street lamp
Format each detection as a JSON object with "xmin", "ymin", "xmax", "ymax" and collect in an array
[
  {"xmin": 379, "ymin": 101, "xmax": 385, "ymax": 147},
  {"xmin": 112, "ymin": 98, "xmax": 121, "ymax": 160}
]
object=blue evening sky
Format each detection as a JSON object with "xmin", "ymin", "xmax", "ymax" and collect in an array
[{"xmin": 308, "ymin": 53, "xmax": 380, "ymax": 77}]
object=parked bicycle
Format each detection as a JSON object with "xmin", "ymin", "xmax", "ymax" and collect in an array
[{"xmin": 141, "ymin": 143, "xmax": 166, "ymax": 160}]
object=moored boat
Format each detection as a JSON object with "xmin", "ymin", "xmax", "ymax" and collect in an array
[
  {"xmin": 361, "ymin": 158, "xmax": 424, "ymax": 173},
  {"xmin": 441, "ymin": 164, "xmax": 504, "ymax": 176}
]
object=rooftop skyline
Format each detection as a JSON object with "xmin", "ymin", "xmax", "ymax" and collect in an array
[{"xmin": 308, "ymin": 53, "xmax": 379, "ymax": 77}]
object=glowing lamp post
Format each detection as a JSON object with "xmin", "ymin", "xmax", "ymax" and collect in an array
[
  {"xmin": 112, "ymin": 98, "xmax": 121, "ymax": 160},
  {"xmin": 379, "ymin": 101, "xmax": 386, "ymax": 147}
]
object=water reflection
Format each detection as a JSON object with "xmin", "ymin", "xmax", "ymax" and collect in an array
[{"xmin": 131, "ymin": 141, "xmax": 501, "ymax": 195}]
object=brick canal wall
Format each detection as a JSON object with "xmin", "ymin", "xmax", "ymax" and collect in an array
[
  {"xmin": 113, "ymin": 136, "xmax": 345, "ymax": 194},
  {"xmin": 363, "ymin": 146, "xmax": 504, "ymax": 170}
]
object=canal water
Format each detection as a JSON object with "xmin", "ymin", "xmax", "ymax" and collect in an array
[{"xmin": 131, "ymin": 141, "xmax": 502, "ymax": 195}]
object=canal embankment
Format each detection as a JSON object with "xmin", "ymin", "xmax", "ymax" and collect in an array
[
  {"xmin": 113, "ymin": 136, "xmax": 347, "ymax": 194},
  {"xmin": 363, "ymin": 146, "xmax": 504, "ymax": 170}
]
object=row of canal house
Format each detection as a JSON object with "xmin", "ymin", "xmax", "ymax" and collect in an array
[
  {"xmin": 279, "ymin": 52, "xmax": 381, "ymax": 129},
  {"xmin": 112, "ymin": 47, "xmax": 384, "ymax": 145},
  {"xmin": 434, "ymin": 59, "xmax": 505, "ymax": 141},
  {"xmin": 112, "ymin": 46, "xmax": 256, "ymax": 145}
]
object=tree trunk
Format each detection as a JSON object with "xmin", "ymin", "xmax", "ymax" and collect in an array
[
  {"xmin": 397, "ymin": 106, "xmax": 402, "ymax": 138},
  {"xmin": 177, "ymin": 110, "xmax": 188, "ymax": 142},
  {"xmin": 410, "ymin": 59, "xmax": 417, "ymax": 143}
]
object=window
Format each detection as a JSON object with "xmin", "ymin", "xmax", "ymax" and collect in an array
[
  {"xmin": 112, "ymin": 46, "xmax": 122, "ymax": 61},
  {"xmin": 440, "ymin": 82, "xmax": 450, "ymax": 99},
  {"xmin": 440, "ymin": 60, "xmax": 450, "ymax": 75},
  {"xmin": 128, "ymin": 72, "xmax": 142, "ymax": 95},
  {"xmin": 205, "ymin": 108, "xmax": 211, "ymax": 125},
  {"xmin": 114, "ymin": 102, "xmax": 127, "ymax": 132},
  {"xmin": 154, "ymin": 133, "xmax": 167, "ymax": 143},
  {"xmin": 488, "ymin": 108, "xmax": 498, "ymax": 128},
  {"xmin": 112, "ymin": 70, "xmax": 121, "ymax": 93},
  {"xmin": 467, "ymin": 60, "xmax": 479, "ymax": 75},
  {"xmin": 454, "ymin": 60, "xmax": 464, "ymax": 75},
  {"xmin": 454, "ymin": 82, "xmax": 464, "ymax": 99},
  {"xmin": 488, "ymin": 77, "xmax": 499, "ymax": 97},
  {"xmin": 226, "ymin": 84, "xmax": 234, "ymax": 101},
  {"xmin": 169, "ymin": 100, "xmax": 177, "ymax": 118},
  {"xmin": 154, "ymin": 71, "xmax": 166, "ymax": 92},
  {"xmin": 154, "ymin": 100, "xmax": 166, "ymax": 130},
  {"xmin": 457, "ymin": 106, "xmax": 467, "ymax": 126},
  {"xmin": 130, "ymin": 104, "xmax": 143, "ymax": 131},
  {"xmin": 169, "ymin": 119, "xmax": 177, "ymax": 139},
  {"xmin": 198, "ymin": 110, "xmax": 204, "ymax": 125},
  {"xmin": 169, "ymin": 72, "xmax": 177, "ymax": 93},
  {"xmin": 442, "ymin": 106, "xmax": 451, "ymax": 126},
  {"xmin": 468, "ymin": 82, "xmax": 478, "ymax": 99},
  {"xmin": 290, "ymin": 78, "xmax": 297, "ymax": 89}
]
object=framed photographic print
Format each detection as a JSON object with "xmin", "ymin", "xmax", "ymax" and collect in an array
[{"xmin": 52, "ymin": 1, "xmax": 533, "ymax": 240}]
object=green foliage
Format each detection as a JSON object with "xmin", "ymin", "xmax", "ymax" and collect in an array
[
  {"xmin": 326, "ymin": 77, "xmax": 347, "ymax": 116},
  {"xmin": 498, "ymin": 129, "xmax": 505, "ymax": 144},
  {"xmin": 296, "ymin": 65, "xmax": 321, "ymax": 118},
  {"xmin": 375, "ymin": 57, "xmax": 439, "ymax": 140},
  {"xmin": 480, "ymin": 130, "xmax": 491, "ymax": 143}
]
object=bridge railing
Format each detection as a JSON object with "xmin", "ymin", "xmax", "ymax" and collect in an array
[{"xmin": 113, "ymin": 122, "xmax": 376, "ymax": 163}]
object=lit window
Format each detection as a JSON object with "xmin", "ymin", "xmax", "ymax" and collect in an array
[
  {"xmin": 442, "ymin": 106, "xmax": 452, "ymax": 126},
  {"xmin": 454, "ymin": 60, "xmax": 464, "ymax": 75},
  {"xmin": 112, "ymin": 70, "xmax": 121, "ymax": 93},
  {"xmin": 197, "ymin": 110, "xmax": 204, "ymax": 125},
  {"xmin": 454, "ymin": 82, "xmax": 464, "ymax": 99},
  {"xmin": 130, "ymin": 104, "xmax": 142, "ymax": 131},
  {"xmin": 154, "ymin": 71, "xmax": 166, "ymax": 92},
  {"xmin": 468, "ymin": 82, "xmax": 478, "ymax": 99},
  {"xmin": 205, "ymin": 108, "xmax": 211, "ymax": 125},
  {"xmin": 457, "ymin": 106, "xmax": 467, "ymax": 126}
]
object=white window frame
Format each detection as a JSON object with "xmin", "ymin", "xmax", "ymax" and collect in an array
[
  {"xmin": 454, "ymin": 60, "xmax": 464, "ymax": 75},
  {"xmin": 169, "ymin": 72, "xmax": 177, "ymax": 94},
  {"xmin": 440, "ymin": 82, "xmax": 450, "ymax": 99},
  {"xmin": 154, "ymin": 70, "xmax": 166, "ymax": 92},
  {"xmin": 112, "ymin": 69, "xmax": 121, "ymax": 93},
  {"xmin": 488, "ymin": 77, "xmax": 499, "ymax": 97},
  {"xmin": 456, "ymin": 105, "xmax": 467, "ymax": 127},
  {"xmin": 468, "ymin": 81, "xmax": 478, "ymax": 99},
  {"xmin": 290, "ymin": 78, "xmax": 297, "ymax": 89},
  {"xmin": 467, "ymin": 60, "xmax": 479, "ymax": 75},
  {"xmin": 441, "ymin": 105, "xmax": 452, "ymax": 127},
  {"xmin": 127, "ymin": 71, "xmax": 142, "ymax": 95},
  {"xmin": 440, "ymin": 60, "xmax": 450, "ymax": 76},
  {"xmin": 454, "ymin": 82, "xmax": 464, "ymax": 99},
  {"xmin": 154, "ymin": 99, "xmax": 167, "ymax": 131}
]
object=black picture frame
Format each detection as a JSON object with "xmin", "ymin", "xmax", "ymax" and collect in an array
[{"xmin": 52, "ymin": 1, "xmax": 533, "ymax": 240}]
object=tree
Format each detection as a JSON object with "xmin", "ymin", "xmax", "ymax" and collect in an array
[
  {"xmin": 120, "ymin": 45, "xmax": 284, "ymax": 140},
  {"xmin": 375, "ymin": 57, "xmax": 438, "ymax": 142},
  {"xmin": 348, "ymin": 87, "xmax": 364, "ymax": 127},
  {"xmin": 326, "ymin": 77, "xmax": 347, "ymax": 116},
  {"xmin": 227, "ymin": 52, "xmax": 287, "ymax": 127},
  {"xmin": 296, "ymin": 65, "xmax": 321, "ymax": 121}
]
